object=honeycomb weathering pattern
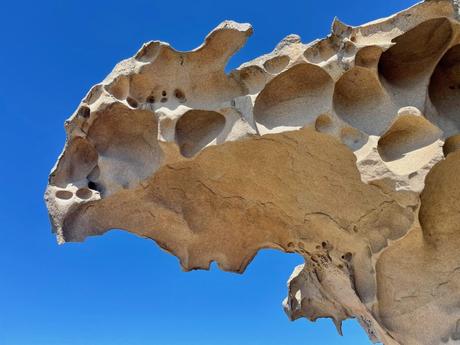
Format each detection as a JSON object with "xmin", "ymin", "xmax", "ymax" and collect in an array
[{"xmin": 45, "ymin": 1, "xmax": 460, "ymax": 344}]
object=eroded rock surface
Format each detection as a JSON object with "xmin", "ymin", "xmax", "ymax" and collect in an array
[{"xmin": 45, "ymin": 1, "xmax": 460, "ymax": 344}]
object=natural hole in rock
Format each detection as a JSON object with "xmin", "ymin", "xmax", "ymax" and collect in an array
[
  {"xmin": 106, "ymin": 76, "xmax": 130, "ymax": 100},
  {"xmin": 254, "ymin": 63, "xmax": 333, "ymax": 131},
  {"xmin": 378, "ymin": 18, "xmax": 452, "ymax": 86},
  {"xmin": 77, "ymin": 105, "xmax": 90, "ymax": 118},
  {"xmin": 175, "ymin": 110, "xmax": 226, "ymax": 158},
  {"xmin": 231, "ymin": 65, "xmax": 267, "ymax": 94},
  {"xmin": 304, "ymin": 40, "xmax": 336, "ymax": 64},
  {"xmin": 55, "ymin": 190, "xmax": 73, "ymax": 200},
  {"xmin": 334, "ymin": 67, "xmax": 393, "ymax": 135},
  {"xmin": 428, "ymin": 44, "xmax": 460, "ymax": 136},
  {"xmin": 146, "ymin": 95, "xmax": 155, "ymax": 103},
  {"xmin": 51, "ymin": 137, "xmax": 98, "ymax": 187},
  {"xmin": 174, "ymin": 89, "xmax": 186, "ymax": 102},
  {"xmin": 377, "ymin": 111, "xmax": 441, "ymax": 175},
  {"xmin": 87, "ymin": 104, "xmax": 161, "ymax": 196},
  {"xmin": 134, "ymin": 41, "xmax": 162, "ymax": 62},
  {"xmin": 342, "ymin": 252, "xmax": 352, "ymax": 261},
  {"xmin": 85, "ymin": 85, "xmax": 103, "ymax": 105},
  {"xmin": 126, "ymin": 97, "xmax": 138, "ymax": 108},
  {"xmin": 263, "ymin": 55, "xmax": 290, "ymax": 74},
  {"xmin": 87, "ymin": 181, "xmax": 100, "ymax": 192},
  {"xmin": 128, "ymin": 74, "xmax": 153, "ymax": 102},
  {"xmin": 76, "ymin": 188, "xmax": 92, "ymax": 200}
]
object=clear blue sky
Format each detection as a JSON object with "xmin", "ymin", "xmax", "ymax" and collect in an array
[{"xmin": 1, "ymin": 1, "xmax": 417, "ymax": 344}]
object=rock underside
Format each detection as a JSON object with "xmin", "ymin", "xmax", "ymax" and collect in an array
[{"xmin": 45, "ymin": 1, "xmax": 460, "ymax": 344}]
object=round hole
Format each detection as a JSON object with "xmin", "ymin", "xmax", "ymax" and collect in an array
[
  {"xmin": 55, "ymin": 190, "xmax": 73, "ymax": 200},
  {"xmin": 146, "ymin": 95, "xmax": 155, "ymax": 103},
  {"xmin": 160, "ymin": 97, "xmax": 167, "ymax": 103},
  {"xmin": 162, "ymin": 90, "xmax": 167, "ymax": 96},
  {"xmin": 76, "ymin": 188, "xmax": 92, "ymax": 200},
  {"xmin": 174, "ymin": 89, "xmax": 186, "ymax": 102}
]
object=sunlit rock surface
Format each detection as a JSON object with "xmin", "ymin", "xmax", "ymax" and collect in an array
[{"xmin": 45, "ymin": 1, "xmax": 460, "ymax": 344}]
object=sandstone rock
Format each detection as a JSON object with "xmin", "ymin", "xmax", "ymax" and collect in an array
[{"xmin": 45, "ymin": 1, "xmax": 460, "ymax": 344}]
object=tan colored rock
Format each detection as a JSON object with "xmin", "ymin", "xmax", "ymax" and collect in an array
[{"xmin": 45, "ymin": 1, "xmax": 460, "ymax": 344}]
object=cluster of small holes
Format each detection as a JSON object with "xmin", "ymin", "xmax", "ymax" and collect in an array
[
  {"xmin": 145, "ymin": 89, "xmax": 187, "ymax": 104},
  {"xmin": 359, "ymin": 316, "xmax": 376, "ymax": 339}
]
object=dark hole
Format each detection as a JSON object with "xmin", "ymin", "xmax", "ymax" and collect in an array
[
  {"xmin": 341, "ymin": 252, "xmax": 352, "ymax": 261},
  {"xmin": 147, "ymin": 95, "xmax": 155, "ymax": 103},
  {"xmin": 162, "ymin": 90, "xmax": 167, "ymax": 96},
  {"xmin": 126, "ymin": 97, "xmax": 138, "ymax": 108},
  {"xmin": 160, "ymin": 97, "xmax": 167, "ymax": 103},
  {"xmin": 77, "ymin": 105, "xmax": 90, "ymax": 118},
  {"xmin": 88, "ymin": 181, "xmax": 100, "ymax": 192},
  {"xmin": 174, "ymin": 89, "xmax": 186, "ymax": 102},
  {"xmin": 321, "ymin": 241, "xmax": 327, "ymax": 248}
]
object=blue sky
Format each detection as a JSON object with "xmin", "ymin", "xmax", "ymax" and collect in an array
[{"xmin": 0, "ymin": 1, "xmax": 417, "ymax": 344}]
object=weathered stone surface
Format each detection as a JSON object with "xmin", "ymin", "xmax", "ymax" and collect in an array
[{"xmin": 45, "ymin": 1, "xmax": 460, "ymax": 344}]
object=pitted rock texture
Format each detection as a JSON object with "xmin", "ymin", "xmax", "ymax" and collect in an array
[{"xmin": 45, "ymin": 1, "xmax": 460, "ymax": 344}]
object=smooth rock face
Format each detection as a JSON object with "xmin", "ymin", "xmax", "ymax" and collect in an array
[{"xmin": 45, "ymin": 1, "xmax": 460, "ymax": 344}]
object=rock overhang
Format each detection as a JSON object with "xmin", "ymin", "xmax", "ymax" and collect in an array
[{"xmin": 45, "ymin": 1, "xmax": 460, "ymax": 344}]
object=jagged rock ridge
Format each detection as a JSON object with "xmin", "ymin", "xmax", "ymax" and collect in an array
[{"xmin": 45, "ymin": 1, "xmax": 460, "ymax": 344}]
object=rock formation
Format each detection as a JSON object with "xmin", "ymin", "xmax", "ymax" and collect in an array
[{"xmin": 45, "ymin": 1, "xmax": 460, "ymax": 343}]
